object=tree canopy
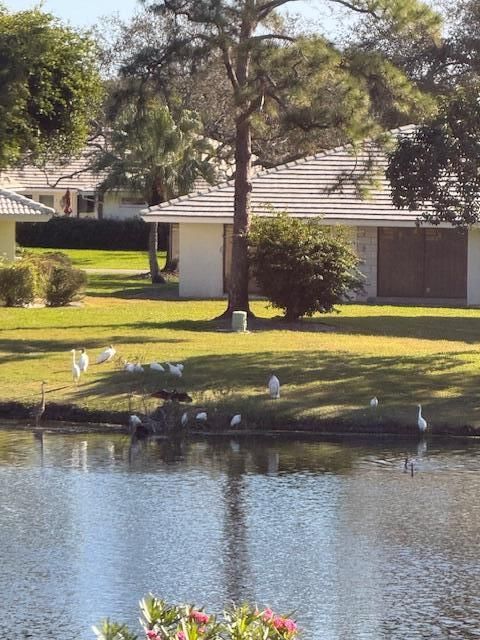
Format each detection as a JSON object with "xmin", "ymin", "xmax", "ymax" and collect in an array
[{"xmin": 0, "ymin": 7, "xmax": 103, "ymax": 169}]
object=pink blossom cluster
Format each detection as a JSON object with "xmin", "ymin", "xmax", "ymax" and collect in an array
[
  {"xmin": 189, "ymin": 610, "xmax": 210, "ymax": 625},
  {"xmin": 145, "ymin": 630, "xmax": 162, "ymax": 640},
  {"xmin": 262, "ymin": 608, "xmax": 298, "ymax": 635}
]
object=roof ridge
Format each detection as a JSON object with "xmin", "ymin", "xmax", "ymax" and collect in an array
[
  {"xmin": 145, "ymin": 124, "xmax": 417, "ymax": 213},
  {"xmin": 0, "ymin": 188, "xmax": 55, "ymax": 214}
]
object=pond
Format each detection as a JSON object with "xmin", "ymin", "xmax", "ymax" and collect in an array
[{"xmin": 0, "ymin": 429, "xmax": 479, "ymax": 640}]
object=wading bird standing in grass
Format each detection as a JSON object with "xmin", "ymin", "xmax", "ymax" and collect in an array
[
  {"xmin": 370, "ymin": 396, "xmax": 378, "ymax": 409},
  {"xmin": 181, "ymin": 412, "xmax": 188, "ymax": 427},
  {"xmin": 96, "ymin": 345, "xmax": 116, "ymax": 364},
  {"xmin": 71, "ymin": 349, "xmax": 81, "ymax": 384},
  {"xmin": 417, "ymin": 405, "xmax": 427, "ymax": 432},
  {"xmin": 268, "ymin": 374, "xmax": 280, "ymax": 399},
  {"xmin": 33, "ymin": 381, "xmax": 47, "ymax": 427},
  {"xmin": 78, "ymin": 349, "xmax": 89, "ymax": 373},
  {"xmin": 166, "ymin": 363, "xmax": 182, "ymax": 378},
  {"xmin": 196, "ymin": 411, "xmax": 207, "ymax": 422},
  {"xmin": 150, "ymin": 362, "xmax": 165, "ymax": 372}
]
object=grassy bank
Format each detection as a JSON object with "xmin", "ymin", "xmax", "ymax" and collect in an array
[
  {"xmin": 1, "ymin": 271, "xmax": 480, "ymax": 433},
  {"xmin": 21, "ymin": 247, "xmax": 166, "ymax": 271}
]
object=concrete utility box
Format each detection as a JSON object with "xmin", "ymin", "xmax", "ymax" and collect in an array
[{"xmin": 232, "ymin": 310, "xmax": 247, "ymax": 332}]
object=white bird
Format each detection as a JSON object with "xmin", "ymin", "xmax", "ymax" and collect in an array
[
  {"xmin": 268, "ymin": 374, "xmax": 280, "ymax": 399},
  {"xmin": 150, "ymin": 362, "xmax": 165, "ymax": 372},
  {"xmin": 128, "ymin": 414, "xmax": 142, "ymax": 430},
  {"xmin": 230, "ymin": 414, "xmax": 242, "ymax": 427},
  {"xmin": 96, "ymin": 345, "xmax": 116, "ymax": 364},
  {"xmin": 166, "ymin": 363, "xmax": 182, "ymax": 377},
  {"xmin": 124, "ymin": 362, "xmax": 135, "ymax": 373},
  {"xmin": 181, "ymin": 412, "xmax": 188, "ymax": 427},
  {"xmin": 370, "ymin": 396, "xmax": 379, "ymax": 409},
  {"xmin": 417, "ymin": 404, "xmax": 427, "ymax": 432},
  {"xmin": 133, "ymin": 363, "xmax": 144, "ymax": 373},
  {"xmin": 78, "ymin": 349, "xmax": 89, "ymax": 373},
  {"xmin": 71, "ymin": 349, "xmax": 81, "ymax": 384},
  {"xmin": 175, "ymin": 363, "xmax": 184, "ymax": 372},
  {"xmin": 196, "ymin": 412, "xmax": 207, "ymax": 422}
]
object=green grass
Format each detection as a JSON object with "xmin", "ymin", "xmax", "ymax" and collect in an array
[
  {"xmin": 21, "ymin": 247, "xmax": 166, "ymax": 271},
  {"xmin": 1, "ymin": 271, "xmax": 480, "ymax": 431}
]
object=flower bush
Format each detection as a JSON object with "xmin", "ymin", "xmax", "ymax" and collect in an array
[{"xmin": 93, "ymin": 596, "xmax": 298, "ymax": 640}]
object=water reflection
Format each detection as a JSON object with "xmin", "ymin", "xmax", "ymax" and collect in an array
[{"xmin": 0, "ymin": 430, "xmax": 480, "ymax": 639}]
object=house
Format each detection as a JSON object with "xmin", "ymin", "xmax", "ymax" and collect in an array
[
  {"xmin": 0, "ymin": 150, "xmax": 148, "ymax": 220},
  {"xmin": 140, "ymin": 127, "xmax": 480, "ymax": 306},
  {"xmin": 0, "ymin": 189, "xmax": 53, "ymax": 260},
  {"xmin": 0, "ymin": 151, "xmax": 181, "ymax": 261}
]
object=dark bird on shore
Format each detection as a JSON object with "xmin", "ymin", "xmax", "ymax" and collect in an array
[
  {"xmin": 32, "ymin": 381, "xmax": 47, "ymax": 428},
  {"xmin": 151, "ymin": 389, "xmax": 193, "ymax": 403}
]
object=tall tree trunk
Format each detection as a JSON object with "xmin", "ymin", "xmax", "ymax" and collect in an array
[
  {"xmin": 162, "ymin": 223, "xmax": 178, "ymax": 272},
  {"xmin": 148, "ymin": 221, "xmax": 166, "ymax": 284},
  {"xmin": 222, "ymin": 116, "xmax": 252, "ymax": 317}
]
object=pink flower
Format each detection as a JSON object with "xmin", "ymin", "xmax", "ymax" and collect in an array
[
  {"xmin": 283, "ymin": 618, "xmax": 297, "ymax": 633},
  {"xmin": 145, "ymin": 631, "xmax": 160, "ymax": 640},
  {"xmin": 190, "ymin": 610, "xmax": 210, "ymax": 625},
  {"xmin": 262, "ymin": 608, "xmax": 274, "ymax": 621},
  {"xmin": 177, "ymin": 632, "xmax": 186, "ymax": 640}
]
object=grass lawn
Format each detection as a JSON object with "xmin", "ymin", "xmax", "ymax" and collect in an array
[
  {"xmin": 1, "ymin": 271, "xmax": 480, "ymax": 431},
  {"xmin": 21, "ymin": 247, "xmax": 166, "ymax": 271}
]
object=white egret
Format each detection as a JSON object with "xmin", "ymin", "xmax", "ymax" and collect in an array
[
  {"xmin": 71, "ymin": 349, "xmax": 81, "ymax": 384},
  {"xmin": 417, "ymin": 404, "xmax": 427, "ymax": 432},
  {"xmin": 268, "ymin": 374, "xmax": 280, "ymax": 399},
  {"xmin": 150, "ymin": 362, "xmax": 165, "ymax": 372},
  {"xmin": 230, "ymin": 414, "xmax": 242, "ymax": 427},
  {"xmin": 78, "ymin": 349, "xmax": 89, "ymax": 373},
  {"xmin": 196, "ymin": 412, "xmax": 207, "ymax": 422},
  {"xmin": 96, "ymin": 345, "xmax": 116, "ymax": 364},
  {"xmin": 175, "ymin": 363, "xmax": 184, "ymax": 372},
  {"xmin": 370, "ymin": 396, "xmax": 378, "ymax": 409},
  {"xmin": 166, "ymin": 363, "xmax": 182, "ymax": 378},
  {"xmin": 124, "ymin": 362, "xmax": 135, "ymax": 373},
  {"xmin": 181, "ymin": 412, "xmax": 188, "ymax": 427},
  {"xmin": 133, "ymin": 363, "xmax": 144, "ymax": 373},
  {"xmin": 129, "ymin": 415, "xmax": 142, "ymax": 429}
]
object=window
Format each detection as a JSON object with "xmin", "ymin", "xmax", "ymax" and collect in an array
[
  {"xmin": 38, "ymin": 194, "xmax": 54, "ymax": 209},
  {"xmin": 77, "ymin": 194, "xmax": 95, "ymax": 213}
]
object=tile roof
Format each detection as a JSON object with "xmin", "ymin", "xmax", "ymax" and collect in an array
[
  {"xmin": 141, "ymin": 125, "xmax": 424, "ymax": 224},
  {"xmin": 0, "ymin": 189, "xmax": 54, "ymax": 218},
  {"xmin": 0, "ymin": 149, "xmax": 105, "ymax": 192}
]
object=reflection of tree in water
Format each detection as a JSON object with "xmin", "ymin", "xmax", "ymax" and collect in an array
[{"xmin": 221, "ymin": 447, "xmax": 253, "ymax": 604}]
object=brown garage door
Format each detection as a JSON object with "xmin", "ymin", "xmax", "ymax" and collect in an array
[{"xmin": 378, "ymin": 227, "xmax": 467, "ymax": 298}]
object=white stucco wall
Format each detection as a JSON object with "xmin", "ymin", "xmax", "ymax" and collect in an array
[
  {"xmin": 179, "ymin": 223, "xmax": 224, "ymax": 298},
  {"xmin": 103, "ymin": 193, "xmax": 145, "ymax": 220},
  {"xmin": 0, "ymin": 220, "xmax": 15, "ymax": 260},
  {"xmin": 355, "ymin": 226, "xmax": 378, "ymax": 300},
  {"xmin": 467, "ymin": 228, "xmax": 480, "ymax": 305}
]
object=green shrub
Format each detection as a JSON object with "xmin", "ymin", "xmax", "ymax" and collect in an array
[
  {"xmin": 0, "ymin": 263, "xmax": 38, "ymax": 307},
  {"xmin": 22, "ymin": 250, "xmax": 73, "ymax": 298},
  {"xmin": 249, "ymin": 213, "xmax": 364, "ymax": 321},
  {"xmin": 45, "ymin": 265, "xmax": 87, "ymax": 306}
]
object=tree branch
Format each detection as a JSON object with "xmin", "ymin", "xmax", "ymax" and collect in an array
[{"xmin": 258, "ymin": 0, "xmax": 302, "ymax": 21}]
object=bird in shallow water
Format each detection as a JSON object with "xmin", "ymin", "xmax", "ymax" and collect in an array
[
  {"xmin": 268, "ymin": 373, "xmax": 280, "ymax": 399},
  {"xmin": 417, "ymin": 404, "xmax": 427, "ymax": 432},
  {"xmin": 32, "ymin": 381, "xmax": 47, "ymax": 428}
]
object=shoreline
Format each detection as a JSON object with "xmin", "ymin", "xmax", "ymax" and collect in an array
[{"xmin": 1, "ymin": 401, "xmax": 480, "ymax": 439}]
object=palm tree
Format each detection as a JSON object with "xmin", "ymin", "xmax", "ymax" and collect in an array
[{"xmin": 95, "ymin": 99, "xmax": 215, "ymax": 283}]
